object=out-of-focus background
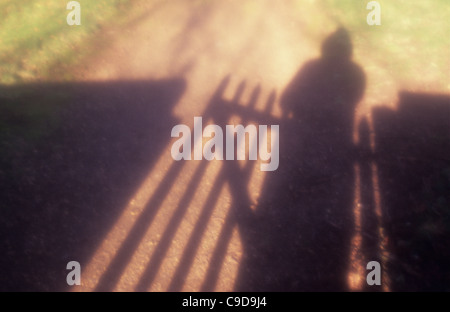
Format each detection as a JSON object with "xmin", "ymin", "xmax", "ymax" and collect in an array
[{"xmin": 0, "ymin": 0, "xmax": 449, "ymax": 291}]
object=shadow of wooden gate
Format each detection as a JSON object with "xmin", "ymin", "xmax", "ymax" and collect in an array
[{"xmin": 83, "ymin": 76, "xmax": 281, "ymax": 292}]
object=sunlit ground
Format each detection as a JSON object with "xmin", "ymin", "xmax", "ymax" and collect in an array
[{"xmin": 1, "ymin": 0, "xmax": 449, "ymax": 291}]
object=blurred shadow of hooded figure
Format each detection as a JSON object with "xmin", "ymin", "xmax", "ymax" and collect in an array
[
  {"xmin": 282, "ymin": 27, "xmax": 365, "ymax": 145},
  {"xmin": 280, "ymin": 27, "xmax": 366, "ymax": 197},
  {"xmin": 235, "ymin": 28, "xmax": 366, "ymax": 291}
]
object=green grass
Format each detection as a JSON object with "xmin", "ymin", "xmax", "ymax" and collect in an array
[{"xmin": 0, "ymin": 0, "xmax": 132, "ymax": 84}]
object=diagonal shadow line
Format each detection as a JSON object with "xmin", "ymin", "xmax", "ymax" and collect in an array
[
  {"xmin": 132, "ymin": 159, "xmax": 211, "ymax": 291},
  {"xmin": 94, "ymin": 160, "xmax": 185, "ymax": 291},
  {"xmin": 122, "ymin": 77, "xmax": 272, "ymax": 292},
  {"xmin": 167, "ymin": 138, "xmax": 257, "ymax": 291},
  {"xmin": 132, "ymin": 78, "xmax": 239, "ymax": 291},
  {"xmin": 200, "ymin": 106, "xmax": 273, "ymax": 289},
  {"xmin": 164, "ymin": 170, "xmax": 228, "ymax": 291},
  {"xmin": 136, "ymin": 169, "xmax": 226, "ymax": 291},
  {"xmin": 185, "ymin": 83, "xmax": 275, "ymax": 292},
  {"xmin": 196, "ymin": 156, "xmax": 256, "ymax": 292},
  {"xmin": 134, "ymin": 77, "xmax": 239, "ymax": 291},
  {"xmin": 200, "ymin": 198, "xmax": 238, "ymax": 291}
]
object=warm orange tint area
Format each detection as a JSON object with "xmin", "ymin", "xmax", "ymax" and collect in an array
[
  {"xmin": 68, "ymin": 0, "xmax": 450, "ymax": 292},
  {"xmin": 1, "ymin": 0, "xmax": 449, "ymax": 292}
]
